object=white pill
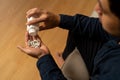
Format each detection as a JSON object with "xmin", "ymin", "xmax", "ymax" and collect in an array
[{"xmin": 28, "ymin": 40, "xmax": 40, "ymax": 48}]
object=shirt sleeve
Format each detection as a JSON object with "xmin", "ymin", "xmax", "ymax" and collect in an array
[
  {"xmin": 59, "ymin": 14, "xmax": 101, "ymax": 31},
  {"xmin": 37, "ymin": 54, "xmax": 67, "ymax": 80},
  {"xmin": 59, "ymin": 14, "xmax": 111, "ymax": 41}
]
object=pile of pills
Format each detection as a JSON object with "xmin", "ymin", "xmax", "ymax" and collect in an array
[{"xmin": 28, "ymin": 40, "xmax": 40, "ymax": 48}]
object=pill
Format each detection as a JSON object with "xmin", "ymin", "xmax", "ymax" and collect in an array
[{"xmin": 28, "ymin": 40, "xmax": 40, "ymax": 48}]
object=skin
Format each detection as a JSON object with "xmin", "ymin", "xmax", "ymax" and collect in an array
[
  {"xmin": 26, "ymin": 8, "xmax": 60, "ymax": 30},
  {"xmin": 95, "ymin": 0, "xmax": 120, "ymax": 37},
  {"xmin": 17, "ymin": 32, "xmax": 49, "ymax": 58},
  {"xmin": 18, "ymin": 0, "xmax": 120, "ymax": 60}
]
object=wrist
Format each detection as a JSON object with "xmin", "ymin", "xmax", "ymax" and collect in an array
[
  {"xmin": 56, "ymin": 14, "xmax": 60, "ymax": 26},
  {"xmin": 38, "ymin": 53, "xmax": 49, "ymax": 59}
]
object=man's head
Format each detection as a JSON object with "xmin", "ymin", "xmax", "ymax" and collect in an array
[{"xmin": 95, "ymin": 0, "xmax": 120, "ymax": 37}]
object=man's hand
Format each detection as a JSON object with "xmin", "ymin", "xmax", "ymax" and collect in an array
[
  {"xmin": 26, "ymin": 8, "xmax": 60, "ymax": 31},
  {"xmin": 17, "ymin": 32, "xmax": 50, "ymax": 58}
]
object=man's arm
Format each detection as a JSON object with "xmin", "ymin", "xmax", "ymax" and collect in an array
[
  {"xmin": 59, "ymin": 14, "xmax": 111, "ymax": 41},
  {"xmin": 37, "ymin": 54, "xmax": 67, "ymax": 80},
  {"xmin": 17, "ymin": 32, "xmax": 67, "ymax": 80}
]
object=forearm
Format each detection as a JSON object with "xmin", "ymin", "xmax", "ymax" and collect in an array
[
  {"xmin": 37, "ymin": 54, "xmax": 67, "ymax": 80},
  {"xmin": 58, "ymin": 14, "xmax": 75, "ymax": 30},
  {"xmin": 59, "ymin": 14, "xmax": 111, "ymax": 41},
  {"xmin": 58, "ymin": 14, "xmax": 92, "ymax": 31}
]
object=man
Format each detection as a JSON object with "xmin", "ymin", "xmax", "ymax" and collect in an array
[{"xmin": 17, "ymin": 0, "xmax": 120, "ymax": 80}]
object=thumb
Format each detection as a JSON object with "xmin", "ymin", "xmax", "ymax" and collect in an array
[
  {"xmin": 17, "ymin": 45, "xmax": 38, "ymax": 58},
  {"xmin": 17, "ymin": 45, "xmax": 31, "ymax": 53}
]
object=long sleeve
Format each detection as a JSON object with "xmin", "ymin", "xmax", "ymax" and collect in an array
[
  {"xmin": 59, "ymin": 14, "xmax": 112, "ymax": 41},
  {"xmin": 37, "ymin": 54, "xmax": 67, "ymax": 80}
]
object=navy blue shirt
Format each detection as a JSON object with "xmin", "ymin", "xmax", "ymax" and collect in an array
[{"xmin": 37, "ymin": 14, "xmax": 120, "ymax": 80}]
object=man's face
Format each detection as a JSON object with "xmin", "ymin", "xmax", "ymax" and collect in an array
[{"xmin": 95, "ymin": 0, "xmax": 120, "ymax": 37}]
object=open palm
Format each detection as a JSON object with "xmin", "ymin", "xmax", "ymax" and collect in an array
[{"xmin": 17, "ymin": 32, "xmax": 49, "ymax": 58}]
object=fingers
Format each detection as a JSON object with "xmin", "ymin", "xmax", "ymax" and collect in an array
[
  {"xmin": 25, "ymin": 31, "xmax": 42, "ymax": 48},
  {"xmin": 25, "ymin": 31, "xmax": 41, "ymax": 41},
  {"xmin": 33, "ymin": 36, "xmax": 36, "ymax": 40},
  {"xmin": 17, "ymin": 45, "xmax": 37, "ymax": 58},
  {"xmin": 26, "ymin": 8, "xmax": 48, "ymax": 25},
  {"xmin": 26, "ymin": 8, "xmax": 40, "ymax": 18},
  {"xmin": 17, "ymin": 45, "xmax": 30, "ymax": 53},
  {"xmin": 31, "ymin": 35, "xmax": 40, "ymax": 41},
  {"xmin": 36, "ymin": 35, "xmax": 41, "ymax": 41},
  {"xmin": 25, "ymin": 32, "xmax": 31, "ymax": 46},
  {"xmin": 25, "ymin": 32, "xmax": 29, "ymax": 42},
  {"xmin": 26, "ymin": 14, "xmax": 47, "ymax": 25}
]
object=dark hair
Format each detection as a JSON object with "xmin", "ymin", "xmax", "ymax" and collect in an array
[{"xmin": 108, "ymin": 0, "xmax": 120, "ymax": 19}]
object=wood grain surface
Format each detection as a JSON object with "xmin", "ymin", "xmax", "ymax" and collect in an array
[{"xmin": 0, "ymin": 0, "xmax": 97, "ymax": 80}]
